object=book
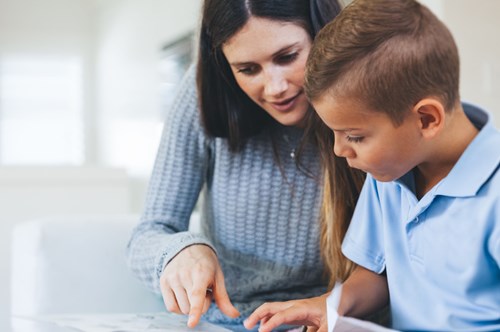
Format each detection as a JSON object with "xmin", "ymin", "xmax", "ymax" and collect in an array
[{"xmin": 327, "ymin": 283, "xmax": 399, "ymax": 332}]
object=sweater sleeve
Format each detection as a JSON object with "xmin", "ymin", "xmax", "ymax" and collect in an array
[{"xmin": 126, "ymin": 65, "xmax": 215, "ymax": 294}]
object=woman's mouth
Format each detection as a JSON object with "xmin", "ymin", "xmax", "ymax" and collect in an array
[{"xmin": 268, "ymin": 92, "xmax": 301, "ymax": 112}]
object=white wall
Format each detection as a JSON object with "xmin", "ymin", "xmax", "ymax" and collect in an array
[
  {"xmin": 0, "ymin": 0, "xmax": 202, "ymax": 330},
  {"xmin": 93, "ymin": 0, "xmax": 202, "ymax": 213},
  {"xmin": 0, "ymin": 0, "xmax": 498, "ymax": 329},
  {"xmin": 441, "ymin": 0, "xmax": 500, "ymax": 127},
  {"xmin": 95, "ymin": 0, "xmax": 201, "ymax": 183},
  {"xmin": 0, "ymin": 0, "xmax": 98, "ymax": 163},
  {"xmin": 0, "ymin": 1, "xmax": 97, "ymax": 329},
  {"xmin": 405, "ymin": 0, "xmax": 500, "ymax": 127}
]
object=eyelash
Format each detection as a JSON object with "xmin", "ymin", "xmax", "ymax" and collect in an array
[
  {"xmin": 236, "ymin": 52, "xmax": 299, "ymax": 76},
  {"xmin": 346, "ymin": 136, "xmax": 364, "ymax": 143},
  {"xmin": 277, "ymin": 52, "xmax": 299, "ymax": 64},
  {"xmin": 237, "ymin": 66, "xmax": 257, "ymax": 75}
]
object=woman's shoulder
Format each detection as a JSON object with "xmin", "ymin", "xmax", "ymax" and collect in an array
[
  {"xmin": 165, "ymin": 65, "xmax": 205, "ymax": 129},
  {"xmin": 169, "ymin": 64, "xmax": 198, "ymax": 116},
  {"xmin": 159, "ymin": 64, "xmax": 216, "ymax": 157}
]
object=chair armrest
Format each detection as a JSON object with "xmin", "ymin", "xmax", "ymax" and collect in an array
[{"xmin": 11, "ymin": 215, "xmax": 164, "ymax": 315}]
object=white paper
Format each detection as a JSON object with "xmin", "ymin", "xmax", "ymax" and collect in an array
[
  {"xmin": 13, "ymin": 312, "xmax": 232, "ymax": 332},
  {"xmin": 326, "ymin": 283, "xmax": 399, "ymax": 332},
  {"xmin": 326, "ymin": 282, "xmax": 343, "ymax": 330},
  {"xmin": 332, "ymin": 316, "xmax": 399, "ymax": 332}
]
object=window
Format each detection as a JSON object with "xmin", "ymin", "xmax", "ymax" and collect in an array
[
  {"xmin": 0, "ymin": 57, "xmax": 84, "ymax": 165},
  {"xmin": 103, "ymin": 33, "xmax": 194, "ymax": 177}
]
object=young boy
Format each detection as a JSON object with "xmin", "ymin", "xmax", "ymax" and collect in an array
[{"xmin": 244, "ymin": 0, "xmax": 500, "ymax": 331}]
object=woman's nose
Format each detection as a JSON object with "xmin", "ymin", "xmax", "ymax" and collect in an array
[{"xmin": 263, "ymin": 70, "xmax": 287, "ymax": 98}]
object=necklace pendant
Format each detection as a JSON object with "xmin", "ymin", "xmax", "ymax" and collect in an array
[{"xmin": 284, "ymin": 134, "xmax": 296, "ymax": 159}]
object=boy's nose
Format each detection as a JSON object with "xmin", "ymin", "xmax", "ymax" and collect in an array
[
  {"xmin": 333, "ymin": 143, "xmax": 344, "ymax": 157},
  {"xmin": 333, "ymin": 141, "xmax": 355, "ymax": 159}
]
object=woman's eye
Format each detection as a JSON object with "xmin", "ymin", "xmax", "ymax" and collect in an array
[
  {"xmin": 237, "ymin": 66, "xmax": 258, "ymax": 75},
  {"xmin": 277, "ymin": 52, "xmax": 298, "ymax": 64},
  {"xmin": 346, "ymin": 135, "xmax": 364, "ymax": 143}
]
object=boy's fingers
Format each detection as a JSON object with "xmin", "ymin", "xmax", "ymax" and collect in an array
[
  {"xmin": 258, "ymin": 312, "xmax": 289, "ymax": 332},
  {"xmin": 244, "ymin": 302, "xmax": 289, "ymax": 329},
  {"xmin": 244, "ymin": 312, "xmax": 270, "ymax": 330},
  {"xmin": 259, "ymin": 306, "xmax": 310, "ymax": 332}
]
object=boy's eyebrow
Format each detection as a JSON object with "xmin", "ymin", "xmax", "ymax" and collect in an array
[
  {"xmin": 228, "ymin": 43, "xmax": 299, "ymax": 66},
  {"xmin": 332, "ymin": 128, "xmax": 360, "ymax": 133}
]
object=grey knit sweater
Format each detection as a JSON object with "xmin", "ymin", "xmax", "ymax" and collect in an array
[{"xmin": 126, "ymin": 67, "xmax": 326, "ymax": 331}]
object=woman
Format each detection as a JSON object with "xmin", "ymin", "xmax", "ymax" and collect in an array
[{"xmin": 126, "ymin": 0, "xmax": 364, "ymax": 331}]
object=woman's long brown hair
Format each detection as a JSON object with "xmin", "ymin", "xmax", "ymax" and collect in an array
[{"xmin": 312, "ymin": 115, "xmax": 366, "ymax": 288}]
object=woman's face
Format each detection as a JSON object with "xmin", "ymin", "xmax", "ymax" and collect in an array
[{"xmin": 222, "ymin": 17, "xmax": 312, "ymax": 127}]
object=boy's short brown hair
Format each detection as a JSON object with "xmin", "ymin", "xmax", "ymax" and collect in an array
[{"xmin": 305, "ymin": 0, "xmax": 460, "ymax": 125}]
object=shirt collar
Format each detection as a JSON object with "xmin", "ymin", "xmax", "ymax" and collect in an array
[
  {"xmin": 395, "ymin": 103, "xmax": 500, "ymax": 198},
  {"xmin": 433, "ymin": 103, "xmax": 500, "ymax": 197}
]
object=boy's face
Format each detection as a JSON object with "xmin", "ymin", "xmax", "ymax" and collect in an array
[{"xmin": 313, "ymin": 93, "xmax": 423, "ymax": 182}]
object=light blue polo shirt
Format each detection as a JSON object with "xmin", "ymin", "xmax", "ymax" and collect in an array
[{"xmin": 342, "ymin": 103, "xmax": 500, "ymax": 331}]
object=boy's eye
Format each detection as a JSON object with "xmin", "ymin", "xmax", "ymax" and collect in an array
[
  {"xmin": 346, "ymin": 135, "xmax": 364, "ymax": 143},
  {"xmin": 277, "ymin": 52, "xmax": 298, "ymax": 64}
]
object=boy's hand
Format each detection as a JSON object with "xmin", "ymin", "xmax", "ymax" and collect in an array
[
  {"xmin": 160, "ymin": 244, "xmax": 240, "ymax": 328},
  {"xmin": 244, "ymin": 293, "xmax": 330, "ymax": 332}
]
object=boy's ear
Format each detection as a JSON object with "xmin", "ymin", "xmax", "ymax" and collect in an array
[{"xmin": 412, "ymin": 98, "xmax": 446, "ymax": 138}]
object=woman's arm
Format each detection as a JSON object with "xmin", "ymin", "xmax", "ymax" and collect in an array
[
  {"xmin": 125, "ymin": 66, "xmax": 239, "ymax": 327},
  {"xmin": 126, "ymin": 65, "xmax": 212, "ymax": 293}
]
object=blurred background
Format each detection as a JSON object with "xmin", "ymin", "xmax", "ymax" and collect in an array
[{"xmin": 0, "ymin": 0, "xmax": 499, "ymax": 330}]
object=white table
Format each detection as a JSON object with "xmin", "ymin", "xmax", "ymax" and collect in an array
[{"xmin": 11, "ymin": 313, "xmax": 232, "ymax": 332}]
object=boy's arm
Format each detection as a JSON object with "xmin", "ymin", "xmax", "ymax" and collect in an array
[
  {"xmin": 243, "ymin": 293, "xmax": 329, "ymax": 332},
  {"xmin": 337, "ymin": 265, "xmax": 389, "ymax": 318},
  {"xmin": 244, "ymin": 266, "xmax": 388, "ymax": 332}
]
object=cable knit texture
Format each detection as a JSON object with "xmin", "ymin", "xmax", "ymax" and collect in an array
[{"xmin": 126, "ymin": 66, "xmax": 326, "ymax": 331}]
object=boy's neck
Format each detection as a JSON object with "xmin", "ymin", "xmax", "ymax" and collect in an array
[{"xmin": 414, "ymin": 105, "xmax": 479, "ymax": 199}]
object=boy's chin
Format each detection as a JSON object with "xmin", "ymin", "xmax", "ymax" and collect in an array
[{"xmin": 369, "ymin": 172, "xmax": 398, "ymax": 182}]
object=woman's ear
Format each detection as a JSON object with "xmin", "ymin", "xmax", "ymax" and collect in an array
[{"xmin": 412, "ymin": 98, "xmax": 446, "ymax": 139}]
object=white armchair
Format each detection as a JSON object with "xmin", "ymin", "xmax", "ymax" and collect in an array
[{"xmin": 10, "ymin": 215, "xmax": 165, "ymax": 316}]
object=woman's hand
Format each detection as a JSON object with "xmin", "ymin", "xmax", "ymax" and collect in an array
[
  {"xmin": 243, "ymin": 293, "xmax": 330, "ymax": 332},
  {"xmin": 160, "ymin": 244, "xmax": 240, "ymax": 327}
]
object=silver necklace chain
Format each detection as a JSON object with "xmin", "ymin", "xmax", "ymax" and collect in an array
[{"xmin": 283, "ymin": 134, "xmax": 296, "ymax": 159}]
